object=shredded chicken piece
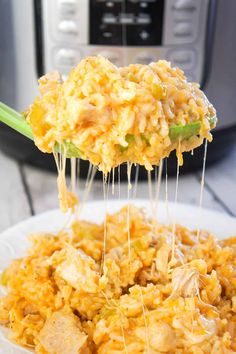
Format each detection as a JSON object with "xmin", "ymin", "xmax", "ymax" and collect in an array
[
  {"xmin": 171, "ymin": 267, "xmax": 199, "ymax": 297},
  {"xmin": 55, "ymin": 247, "xmax": 103, "ymax": 293},
  {"xmin": 38, "ymin": 308, "xmax": 88, "ymax": 354},
  {"xmin": 136, "ymin": 322, "xmax": 176, "ymax": 352},
  {"xmin": 155, "ymin": 243, "xmax": 171, "ymax": 276}
]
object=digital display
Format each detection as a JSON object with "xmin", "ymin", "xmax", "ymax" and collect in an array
[{"xmin": 89, "ymin": 0, "xmax": 164, "ymax": 46}]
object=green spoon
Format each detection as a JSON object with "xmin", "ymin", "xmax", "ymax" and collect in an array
[
  {"xmin": 0, "ymin": 101, "xmax": 216, "ymax": 157},
  {"xmin": 0, "ymin": 102, "xmax": 81, "ymax": 157},
  {"xmin": 0, "ymin": 102, "xmax": 34, "ymax": 141}
]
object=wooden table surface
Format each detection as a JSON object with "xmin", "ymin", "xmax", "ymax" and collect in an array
[{"xmin": 0, "ymin": 145, "xmax": 236, "ymax": 233}]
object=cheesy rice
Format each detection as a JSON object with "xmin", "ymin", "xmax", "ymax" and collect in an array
[
  {"xmin": 26, "ymin": 56, "xmax": 216, "ymax": 174},
  {"xmin": 0, "ymin": 206, "xmax": 235, "ymax": 353}
]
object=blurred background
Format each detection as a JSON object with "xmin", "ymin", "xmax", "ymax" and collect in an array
[{"xmin": 0, "ymin": 0, "xmax": 236, "ymax": 231}]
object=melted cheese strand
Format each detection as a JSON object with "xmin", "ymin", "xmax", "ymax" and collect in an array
[
  {"xmin": 112, "ymin": 167, "xmax": 115, "ymax": 196},
  {"xmin": 127, "ymin": 163, "xmax": 132, "ymax": 261},
  {"xmin": 118, "ymin": 165, "xmax": 121, "ymax": 223},
  {"xmin": 53, "ymin": 149, "xmax": 76, "ymax": 230},
  {"xmin": 101, "ymin": 291, "xmax": 128, "ymax": 354},
  {"xmin": 154, "ymin": 159, "xmax": 163, "ymax": 217},
  {"xmin": 70, "ymin": 157, "xmax": 78, "ymax": 219},
  {"xmin": 53, "ymin": 147, "xmax": 79, "ymax": 221},
  {"xmin": 165, "ymin": 158, "xmax": 170, "ymax": 221},
  {"xmin": 102, "ymin": 173, "xmax": 107, "ymax": 271},
  {"xmin": 153, "ymin": 166, "xmax": 158, "ymax": 217},
  {"xmin": 147, "ymin": 170, "xmax": 154, "ymax": 219},
  {"xmin": 197, "ymin": 139, "xmax": 208, "ymax": 240},
  {"xmin": 199, "ymin": 139, "xmax": 208, "ymax": 209},
  {"xmin": 85, "ymin": 163, "xmax": 93, "ymax": 188},
  {"xmin": 59, "ymin": 143, "xmax": 62, "ymax": 170},
  {"xmin": 127, "ymin": 162, "xmax": 132, "ymax": 191},
  {"xmin": 78, "ymin": 165, "xmax": 96, "ymax": 216},
  {"xmin": 86, "ymin": 165, "xmax": 96, "ymax": 202},
  {"xmin": 118, "ymin": 165, "xmax": 121, "ymax": 201},
  {"xmin": 70, "ymin": 157, "xmax": 76, "ymax": 194},
  {"xmin": 154, "ymin": 166, "xmax": 157, "ymax": 189},
  {"xmin": 170, "ymin": 147, "xmax": 180, "ymax": 264},
  {"xmin": 56, "ymin": 146, "xmax": 70, "ymax": 213},
  {"xmin": 102, "ymin": 172, "xmax": 110, "ymax": 270},
  {"xmin": 133, "ymin": 165, "xmax": 139, "ymax": 199},
  {"xmin": 62, "ymin": 147, "xmax": 66, "ymax": 175},
  {"xmin": 75, "ymin": 158, "xmax": 80, "ymax": 220},
  {"xmin": 80, "ymin": 163, "xmax": 95, "ymax": 211},
  {"xmin": 77, "ymin": 158, "xmax": 80, "ymax": 192},
  {"xmin": 53, "ymin": 151, "xmax": 60, "ymax": 171}
]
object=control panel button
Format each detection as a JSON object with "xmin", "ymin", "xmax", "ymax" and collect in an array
[
  {"xmin": 137, "ymin": 14, "xmax": 151, "ymax": 25},
  {"xmin": 173, "ymin": 0, "xmax": 196, "ymax": 11},
  {"xmin": 173, "ymin": 22, "xmax": 192, "ymax": 37},
  {"xmin": 103, "ymin": 14, "xmax": 117, "ymax": 24},
  {"xmin": 168, "ymin": 49, "xmax": 195, "ymax": 70},
  {"xmin": 135, "ymin": 52, "xmax": 155, "ymax": 65},
  {"xmin": 163, "ymin": 0, "xmax": 204, "ymax": 45},
  {"xmin": 140, "ymin": 2, "xmax": 148, "ymax": 9},
  {"xmin": 106, "ymin": 2, "xmax": 115, "ymax": 8},
  {"xmin": 119, "ymin": 14, "xmax": 135, "ymax": 24},
  {"xmin": 55, "ymin": 48, "xmax": 80, "ymax": 67},
  {"xmin": 58, "ymin": 20, "xmax": 78, "ymax": 35},
  {"xmin": 139, "ymin": 30, "xmax": 150, "ymax": 41},
  {"xmin": 59, "ymin": 0, "xmax": 77, "ymax": 15},
  {"xmin": 103, "ymin": 32, "xmax": 113, "ymax": 38}
]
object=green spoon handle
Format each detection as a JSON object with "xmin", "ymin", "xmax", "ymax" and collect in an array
[
  {"xmin": 0, "ymin": 102, "xmax": 34, "ymax": 140},
  {"xmin": 0, "ymin": 102, "xmax": 80, "ymax": 157}
]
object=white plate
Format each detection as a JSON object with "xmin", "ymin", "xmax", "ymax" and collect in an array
[{"xmin": 0, "ymin": 199, "xmax": 236, "ymax": 353}]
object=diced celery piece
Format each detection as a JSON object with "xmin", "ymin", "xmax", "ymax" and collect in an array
[
  {"xmin": 169, "ymin": 114, "xmax": 217, "ymax": 142},
  {"xmin": 120, "ymin": 134, "xmax": 135, "ymax": 152},
  {"xmin": 169, "ymin": 121, "xmax": 201, "ymax": 142},
  {"xmin": 141, "ymin": 133, "xmax": 151, "ymax": 146},
  {"xmin": 60, "ymin": 142, "xmax": 82, "ymax": 158},
  {"xmin": 125, "ymin": 134, "xmax": 135, "ymax": 144},
  {"xmin": 209, "ymin": 115, "xmax": 217, "ymax": 127}
]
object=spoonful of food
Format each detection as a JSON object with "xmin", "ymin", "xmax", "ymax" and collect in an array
[{"xmin": 0, "ymin": 56, "xmax": 217, "ymax": 173}]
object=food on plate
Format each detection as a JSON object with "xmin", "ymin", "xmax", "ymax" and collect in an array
[
  {"xmin": 0, "ymin": 206, "xmax": 235, "ymax": 353},
  {"xmin": 26, "ymin": 56, "xmax": 216, "ymax": 174}
]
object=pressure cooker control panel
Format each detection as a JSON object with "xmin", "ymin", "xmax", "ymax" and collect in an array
[
  {"xmin": 41, "ymin": 0, "xmax": 212, "ymax": 83},
  {"xmin": 89, "ymin": 0, "xmax": 164, "ymax": 46}
]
